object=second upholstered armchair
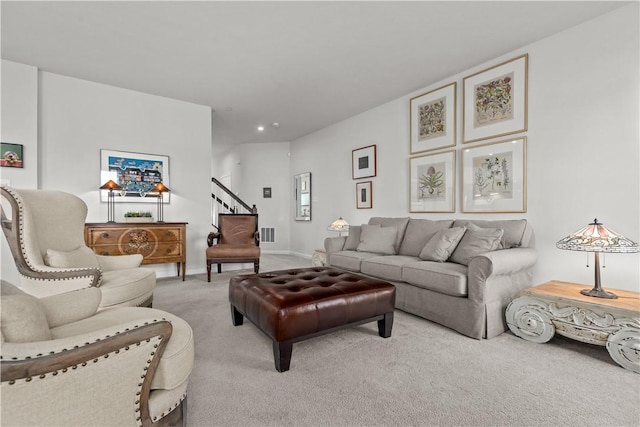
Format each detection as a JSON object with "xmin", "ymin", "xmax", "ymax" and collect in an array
[
  {"xmin": 0, "ymin": 186, "xmax": 156, "ymax": 308},
  {"xmin": 206, "ymin": 213, "xmax": 260, "ymax": 281}
]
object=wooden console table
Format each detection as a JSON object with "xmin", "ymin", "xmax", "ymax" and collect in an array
[
  {"xmin": 84, "ymin": 222, "xmax": 187, "ymax": 281},
  {"xmin": 506, "ymin": 280, "xmax": 640, "ymax": 373}
]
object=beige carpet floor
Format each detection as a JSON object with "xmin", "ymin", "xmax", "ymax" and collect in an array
[{"xmin": 154, "ymin": 255, "xmax": 640, "ymax": 426}]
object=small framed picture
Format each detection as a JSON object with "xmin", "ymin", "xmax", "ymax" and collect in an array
[
  {"xmin": 1, "ymin": 143, "xmax": 24, "ymax": 168},
  {"xmin": 263, "ymin": 187, "xmax": 272, "ymax": 198},
  {"xmin": 410, "ymin": 82, "xmax": 456, "ymax": 154},
  {"xmin": 463, "ymin": 54, "xmax": 528, "ymax": 143},
  {"xmin": 409, "ymin": 150, "xmax": 456, "ymax": 213},
  {"xmin": 352, "ymin": 145, "xmax": 377, "ymax": 179},
  {"xmin": 461, "ymin": 137, "xmax": 526, "ymax": 213},
  {"xmin": 356, "ymin": 181, "xmax": 372, "ymax": 209}
]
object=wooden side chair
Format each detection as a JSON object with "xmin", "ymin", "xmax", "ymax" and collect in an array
[{"xmin": 206, "ymin": 214, "xmax": 260, "ymax": 281}]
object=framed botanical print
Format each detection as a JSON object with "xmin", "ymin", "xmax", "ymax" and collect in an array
[
  {"xmin": 100, "ymin": 149, "xmax": 170, "ymax": 203},
  {"xmin": 409, "ymin": 150, "xmax": 455, "ymax": 213},
  {"xmin": 463, "ymin": 54, "xmax": 528, "ymax": 143},
  {"xmin": 356, "ymin": 181, "xmax": 372, "ymax": 209},
  {"xmin": 461, "ymin": 137, "xmax": 526, "ymax": 213},
  {"xmin": 352, "ymin": 145, "xmax": 377, "ymax": 179},
  {"xmin": 409, "ymin": 82, "xmax": 456, "ymax": 154}
]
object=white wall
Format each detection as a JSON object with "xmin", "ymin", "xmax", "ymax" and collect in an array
[
  {"xmin": 1, "ymin": 60, "xmax": 39, "ymax": 285},
  {"xmin": 290, "ymin": 4, "xmax": 640, "ymax": 291},
  {"xmin": 33, "ymin": 72, "xmax": 212, "ymax": 278}
]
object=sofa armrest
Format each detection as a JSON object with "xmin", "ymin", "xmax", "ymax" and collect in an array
[
  {"xmin": 1, "ymin": 319, "xmax": 172, "ymax": 426},
  {"xmin": 324, "ymin": 236, "xmax": 347, "ymax": 254},
  {"xmin": 39, "ymin": 287, "xmax": 102, "ymax": 328},
  {"xmin": 467, "ymin": 247, "xmax": 538, "ymax": 302},
  {"xmin": 96, "ymin": 254, "xmax": 143, "ymax": 271}
]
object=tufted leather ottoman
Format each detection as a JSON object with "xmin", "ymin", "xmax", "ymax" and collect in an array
[{"xmin": 229, "ymin": 267, "xmax": 396, "ymax": 372}]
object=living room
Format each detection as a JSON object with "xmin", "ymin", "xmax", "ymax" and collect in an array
[{"xmin": 1, "ymin": 1, "xmax": 639, "ymax": 426}]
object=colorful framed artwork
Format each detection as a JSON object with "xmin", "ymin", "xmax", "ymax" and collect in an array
[
  {"xmin": 1, "ymin": 143, "xmax": 24, "ymax": 168},
  {"xmin": 100, "ymin": 149, "xmax": 170, "ymax": 203},
  {"xmin": 461, "ymin": 137, "xmax": 526, "ymax": 213},
  {"xmin": 463, "ymin": 54, "xmax": 528, "ymax": 143},
  {"xmin": 356, "ymin": 181, "xmax": 372, "ymax": 209},
  {"xmin": 409, "ymin": 82, "xmax": 456, "ymax": 154},
  {"xmin": 409, "ymin": 149, "xmax": 455, "ymax": 213},
  {"xmin": 352, "ymin": 145, "xmax": 377, "ymax": 179}
]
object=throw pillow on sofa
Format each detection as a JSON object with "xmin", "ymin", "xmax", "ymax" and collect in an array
[
  {"xmin": 356, "ymin": 225, "xmax": 396, "ymax": 255},
  {"xmin": 45, "ymin": 246, "xmax": 100, "ymax": 269},
  {"xmin": 344, "ymin": 224, "xmax": 379, "ymax": 250},
  {"xmin": 448, "ymin": 225, "xmax": 504, "ymax": 266},
  {"xmin": 419, "ymin": 226, "xmax": 466, "ymax": 262}
]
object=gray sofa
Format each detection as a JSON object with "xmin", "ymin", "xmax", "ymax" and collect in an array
[{"xmin": 324, "ymin": 217, "xmax": 537, "ymax": 339}]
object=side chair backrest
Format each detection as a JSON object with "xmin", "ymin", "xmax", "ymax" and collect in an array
[{"xmin": 218, "ymin": 214, "xmax": 258, "ymax": 246}]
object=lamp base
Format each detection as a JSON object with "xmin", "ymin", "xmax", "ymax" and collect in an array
[{"xmin": 580, "ymin": 287, "xmax": 618, "ymax": 299}]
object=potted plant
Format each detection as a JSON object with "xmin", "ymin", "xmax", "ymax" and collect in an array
[{"xmin": 123, "ymin": 211, "xmax": 154, "ymax": 223}]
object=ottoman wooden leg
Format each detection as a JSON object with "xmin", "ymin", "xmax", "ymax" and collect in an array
[
  {"xmin": 230, "ymin": 305, "xmax": 244, "ymax": 326},
  {"xmin": 378, "ymin": 312, "xmax": 394, "ymax": 338},
  {"xmin": 273, "ymin": 340, "xmax": 293, "ymax": 372}
]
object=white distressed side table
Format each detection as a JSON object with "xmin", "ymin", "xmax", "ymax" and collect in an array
[
  {"xmin": 506, "ymin": 280, "xmax": 640, "ymax": 373},
  {"xmin": 311, "ymin": 249, "xmax": 327, "ymax": 267}
]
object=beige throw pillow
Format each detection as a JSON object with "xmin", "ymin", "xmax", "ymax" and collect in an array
[
  {"xmin": 449, "ymin": 226, "xmax": 504, "ymax": 266},
  {"xmin": 1, "ymin": 292, "xmax": 51, "ymax": 343},
  {"xmin": 344, "ymin": 224, "xmax": 377, "ymax": 250},
  {"xmin": 45, "ymin": 246, "xmax": 100, "ymax": 268},
  {"xmin": 419, "ymin": 227, "xmax": 466, "ymax": 262},
  {"xmin": 356, "ymin": 225, "xmax": 397, "ymax": 255}
]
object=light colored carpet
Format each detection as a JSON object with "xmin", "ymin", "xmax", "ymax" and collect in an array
[{"xmin": 154, "ymin": 255, "xmax": 640, "ymax": 427}]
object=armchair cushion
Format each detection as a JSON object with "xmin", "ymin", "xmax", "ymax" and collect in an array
[
  {"xmin": 99, "ymin": 268, "xmax": 156, "ymax": 308},
  {"xmin": 0, "ymin": 282, "xmax": 51, "ymax": 342},
  {"xmin": 44, "ymin": 246, "xmax": 100, "ymax": 268},
  {"xmin": 40, "ymin": 287, "xmax": 102, "ymax": 328},
  {"xmin": 96, "ymin": 253, "xmax": 143, "ymax": 271}
]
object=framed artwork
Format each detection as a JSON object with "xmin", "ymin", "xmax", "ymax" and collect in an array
[
  {"xmin": 352, "ymin": 145, "xmax": 377, "ymax": 179},
  {"xmin": 409, "ymin": 150, "xmax": 455, "ymax": 213},
  {"xmin": 461, "ymin": 137, "xmax": 526, "ymax": 213},
  {"xmin": 356, "ymin": 181, "xmax": 372, "ymax": 209},
  {"xmin": 463, "ymin": 54, "xmax": 528, "ymax": 143},
  {"xmin": 100, "ymin": 149, "xmax": 170, "ymax": 203},
  {"xmin": 263, "ymin": 187, "xmax": 272, "ymax": 198},
  {"xmin": 409, "ymin": 82, "xmax": 456, "ymax": 154},
  {"xmin": 1, "ymin": 143, "xmax": 24, "ymax": 168}
]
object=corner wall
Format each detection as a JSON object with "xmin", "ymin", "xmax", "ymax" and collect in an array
[{"xmin": 290, "ymin": 4, "xmax": 640, "ymax": 291}]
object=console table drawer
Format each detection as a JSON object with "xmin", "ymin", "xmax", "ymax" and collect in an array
[{"xmin": 85, "ymin": 222, "xmax": 187, "ymax": 281}]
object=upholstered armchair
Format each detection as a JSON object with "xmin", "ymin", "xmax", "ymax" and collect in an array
[
  {"xmin": 0, "ymin": 281, "xmax": 194, "ymax": 426},
  {"xmin": 206, "ymin": 213, "xmax": 260, "ymax": 281},
  {"xmin": 0, "ymin": 186, "xmax": 156, "ymax": 308}
]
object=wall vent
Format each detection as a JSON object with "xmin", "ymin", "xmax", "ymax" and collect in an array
[{"xmin": 261, "ymin": 227, "xmax": 276, "ymax": 243}]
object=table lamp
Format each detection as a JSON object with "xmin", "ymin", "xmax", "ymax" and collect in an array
[
  {"xmin": 328, "ymin": 217, "xmax": 349, "ymax": 237},
  {"xmin": 100, "ymin": 179, "xmax": 122, "ymax": 223},
  {"xmin": 556, "ymin": 218, "xmax": 639, "ymax": 299},
  {"xmin": 152, "ymin": 182, "xmax": 170, "ymax": 222}
]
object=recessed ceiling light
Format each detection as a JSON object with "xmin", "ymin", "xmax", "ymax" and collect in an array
[
  {"xmin": 271, "ymin": 122, "xmax": 280, "ymax": 128},
  {"xmin": 257, "ymin": 126, "xmax": 265, "ymax": 132}
]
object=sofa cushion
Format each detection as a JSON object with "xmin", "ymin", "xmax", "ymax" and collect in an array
[
  {"xmin": 419, "ymin": 226, "xmax": 466, "ymax": 262},
  {"xmin": 449, "ymin": 225, "xmax": 504, "ymax": 266},
  {"xmin": 402, "ymin": 261, "xmax": 469, "ymax": 297},
  {"xmin": 453, "ymin": 219, "xmax": 527, "ymax": 249},
  {"xmin": 329, "ymin": 250, "xmax": 379, "ymax": 272},
  {"xmin": 368, "ymin": 217, "xmax": 410, "ymax": 253},
  {"xmin": 344, "ymin": 224, "xmax": 373, "ymax": 250},
  {"xmin": 1, "ymin": 282, "xmax": 52, "ymax": 343},
  {"xmin": 398, "ymin": 219, "xmax": 454, "ymax": 256},
  {"xmin": 361, "ymin": 255, "xmax": 420, "ymax": 282},
  {"xmin": 357, "ymin": 225, "xmax": 397, "ymax": 255},
  {"xmin": 45, "ymin": 246, "xmax": 100, "ymax": 268}
]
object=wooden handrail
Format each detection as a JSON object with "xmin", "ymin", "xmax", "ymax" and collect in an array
[{"xmin": 211, "ymin": 177, "xmax": 257, "ymax": 214}]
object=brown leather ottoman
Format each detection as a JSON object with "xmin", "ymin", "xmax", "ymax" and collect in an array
[{"xmin": 229, "ymin": 267, "xmax": 396, "ymax": 372}]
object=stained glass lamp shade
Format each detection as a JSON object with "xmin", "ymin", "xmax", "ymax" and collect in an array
[
  {"xmin": 556, "ymin": 219, "xmax": 639, "ymax": 299},
  {"xmin": 328, "ymin": 217, "xmax": 349, "ymax": 237}
]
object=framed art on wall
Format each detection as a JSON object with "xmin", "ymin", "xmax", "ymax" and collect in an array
[
  {"xmin": 461, "ymin": 137, "xmax": 526, "ymax": 213},
  {"xmin": 1, "ymin": 143, "xmax": 24, "ymax": 168},
  {"xmin": 352, "ymin": 145, "xmax": 377, "ymax": 179},
  {"xmin": 409, "ymin": 82, "xmax": 456, "ymax": 154},
  {"xmin": 356, "ymin": 181, "xmax": 372, "ymax": 209},
  {"xmin": 463, "ymin": 54, "xmax": 528, "ymax": 143},
  {"xmin": 100, "ymin": 149, "xmax": 170, "ymax": 203},
  {"xmin": 409, "ymin": 149, "xmax": 455, "ymax": 213}
]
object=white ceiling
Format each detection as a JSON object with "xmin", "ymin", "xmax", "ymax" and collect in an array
[{"xmin": 1, "ymin": 1, "xmax": 628, "ymax": 151}]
